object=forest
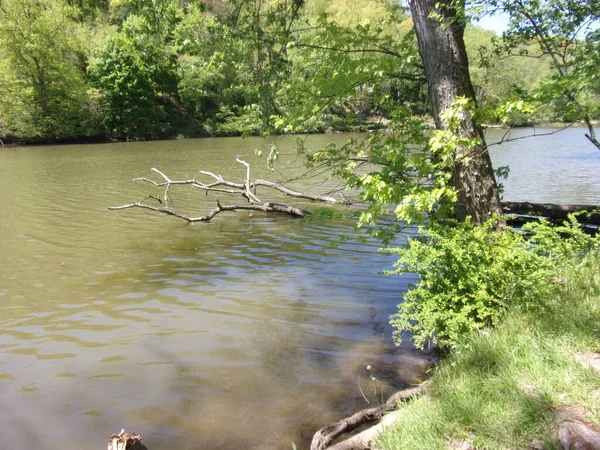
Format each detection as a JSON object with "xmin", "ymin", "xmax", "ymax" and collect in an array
[{"xmin": 0, "ymin": 0, "xmax": 597, "ymax": 144}]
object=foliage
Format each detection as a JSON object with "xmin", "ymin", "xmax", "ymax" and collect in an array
[
  {"xmin": 0, "ymin": 0, "xmax": 99, "ymax": 140},
  {"xmin": 379, "ymin": 249, "xmax": 600, "ymax": 449},
  {"xmin": 274, "ymin": 8, "xmax": 423, "ymax": 134},
  {"xmin": 298, "ymin": 109, "xmax": 433, "ymax": 241},
  {"xmin": 298, "ymin": 98, "xmax": 496, "ymax": 244},
  {"xmin": 388, "ymin": 216, "xmax": 599, "ymax": 349},
  {"xmin": 473, "ymin": 0, "xmax": 600, "ymax": 145},
  {"xmin": 464, "ymin": 25, "xmax": 550, "ymax": 125},
  {"xmin": 89, "ymin": 6, "xmax": 181, "ymax": 139},
  {"xmin": 0, "ymin": 0, "xmax": 597, "ymax": 142},
  {"xmin": 174, "ymin": 3, "xmax": 261, "ymax": 135}
]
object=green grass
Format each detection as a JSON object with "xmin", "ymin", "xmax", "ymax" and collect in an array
[{"xmin": 378, "ymin": 251, "xmax": 600, "ymax": 450}]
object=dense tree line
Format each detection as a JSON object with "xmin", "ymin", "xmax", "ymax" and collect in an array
[{"xmin": 1, "ymin": 0, "xmax": 595, "ymax": 143}]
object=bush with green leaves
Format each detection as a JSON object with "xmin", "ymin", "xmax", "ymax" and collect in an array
[{"xmin": 389, "ymin": 216, "xmax": 599, "ymax": 349}]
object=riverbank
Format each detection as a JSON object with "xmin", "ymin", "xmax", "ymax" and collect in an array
[
  {"xmin": 1, "ymin": 120, "xmax": 589, "ymax": 148},
  {"xmin": 375, "ymin": 251, "xmax": 600, "ymax": 449},
  {"xmin": 0, "ymin": 119, "xmax": 389, "ymax": 147}
]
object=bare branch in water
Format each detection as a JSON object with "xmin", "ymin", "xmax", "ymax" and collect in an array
[{"xmin": 110, "ymin": 158, "xmax": 338, "ymax": 222}]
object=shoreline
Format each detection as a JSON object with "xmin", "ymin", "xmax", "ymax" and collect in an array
[{"xmin": 0, "ymin": 121, "xmax": 588, "ymax": 149}]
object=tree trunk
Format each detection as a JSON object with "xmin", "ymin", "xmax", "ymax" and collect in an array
[{"xmin": 409, "ymin": 0, "xmax": 503, "ymax": 223}]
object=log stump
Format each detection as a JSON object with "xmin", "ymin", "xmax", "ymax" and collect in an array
[{"xmin": 107, "ymin": 430, "xmax": 148, "ymax": 450}]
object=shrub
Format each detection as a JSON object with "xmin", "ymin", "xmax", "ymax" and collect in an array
[{"xmin": 388, "ymin": 217, "xmax": 599, "ymax": 349}]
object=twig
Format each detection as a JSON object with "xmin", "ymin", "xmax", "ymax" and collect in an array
[
  {"xmin": 236, "ymin": 157, "xmax": 261, "ymax": 203},
  {"xmin": 487, "ymin": 123, "xmax": 575, "ymax": 147}
]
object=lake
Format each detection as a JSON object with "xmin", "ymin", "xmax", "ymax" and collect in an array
[{"xmin": 0, "ymin": 128, "xmax": 598, "ymax": 450}]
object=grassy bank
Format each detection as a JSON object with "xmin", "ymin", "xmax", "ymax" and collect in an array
[{"xmin": 378, "ymin": 251, "xmax": 600, "ymax": 449}]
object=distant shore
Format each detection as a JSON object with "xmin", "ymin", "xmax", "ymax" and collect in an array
[{"xmin": 0, "ymin": 121, "xmax": 588, "ymax": 148}]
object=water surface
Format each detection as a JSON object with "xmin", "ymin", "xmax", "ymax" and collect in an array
[{"xmin": 0, "ymin": 135, "xmax": 426, "ymax": 450}]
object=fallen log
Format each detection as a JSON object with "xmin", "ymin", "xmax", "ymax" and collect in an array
[
  {"xmin": 502, "ymin": 202, "xmax": 599, "ymax": 225},
  {"xmin": 311, "ymin": 381, "xmax": 428, "ymax": 450}
]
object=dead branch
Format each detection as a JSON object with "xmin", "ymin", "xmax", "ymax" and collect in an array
[
  {"xmin": 236, "ymin": 157, "xmax": 261, "ymax": 203},
  {"xmin": 253, "ymin": 179, "xmax": 338, "ymax": 203},
  {"xmin": 110, "ymin": 158, "xmax": 337, "ymax": 222},
  {"xmin": 108, "ymin": 199, "xmax": 311, "ymax": 221},
  {"xmin": 310, "ymin": 381, "xmax": 428, "ymax": 450}
]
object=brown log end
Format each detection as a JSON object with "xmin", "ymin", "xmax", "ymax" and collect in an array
[{"xmin": 107, "ymin": 430, "xmax": 148, "ymax": 450}]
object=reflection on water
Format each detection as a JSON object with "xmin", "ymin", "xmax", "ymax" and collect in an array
[{"xmin": 0, "ymin": 129, "xmax": 598, "ymax": 449}]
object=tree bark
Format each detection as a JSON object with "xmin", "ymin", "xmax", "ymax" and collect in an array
[{"xmin": 409, "ymin": 0, "xmax": 503, "ymax": 223}]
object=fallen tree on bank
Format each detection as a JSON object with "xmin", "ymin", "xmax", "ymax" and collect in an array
[
  {"xmin": 503, "ymin": 202, "xmax": 600, "ymax": 226},
  {"xmin": 108, "ymin": 157, "xmax": 340, "ymax": 221}
]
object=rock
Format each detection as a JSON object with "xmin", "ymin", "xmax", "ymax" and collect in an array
[{"xmin": 556, "ymin": 409, "xmax": 600, "ymax": 450}]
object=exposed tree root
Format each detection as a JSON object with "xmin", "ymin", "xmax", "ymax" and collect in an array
[
  {"xmin": 325, "ymin": 409, "xmax": 404, "ymax": 450},
  {"xmin": 311, "ymin": 381, "xmax": 428, "ymax": 450}
]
